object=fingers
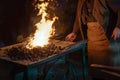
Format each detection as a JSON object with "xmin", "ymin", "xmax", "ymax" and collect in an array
[
  {"xmin": 65, "ymin": 34, "xmax": 71, "ymax": 41},
  {"xmin": 112, "ymin": 32, "xmax": 117, "ymax": 40},
  {"xmin": 112, "ymin": 27, "xmax": 119, "ymax": 40},
  {"xmin": 65, "ymin": 35, "xmax": 75, "ymax": 41},
  {"xmin": 65, "ymin": 36, "xmax": 70, "ymax": 41},
  {"xmin": 111, "ymin": 33, "xmax": 113, "ymax": 38},
  {"xmin": 69, "ymin": 36, "xmax": 75, "ymax": 41},
  {"xmin": 112, "ymin": 30, "xmax": 120, "ymax": 40},
  {"xmin": 65, "ymin": 33, "xmax": 76, "ymax": 41},
  {"xmin": 114, "ymin": 34, "xmax": 117, "ymax": 40}
]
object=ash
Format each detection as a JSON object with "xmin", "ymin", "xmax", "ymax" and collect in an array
[{"xmin": 5, "ymin": 43, "xmax": 66, "ymax": 61}]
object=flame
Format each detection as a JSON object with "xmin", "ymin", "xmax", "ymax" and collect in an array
[{"xmin": 26, "ymin": 1, "xmax": 57, "ymax": 49}]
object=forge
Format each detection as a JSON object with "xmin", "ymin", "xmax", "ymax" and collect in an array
[
  {"xmin": 0, "ymin": 1, "xmax": 88, "ymax": 80},
  {"xmin": 0, "ymin": 40, "xmax": 87, "ymax": 80},
  {"xmin": 0, "ymin": 40, "xmax": 75, "ymax": 65},
  {"xmin": 2, "ymin": 41, "xmax": 67, "ymax": 61}
]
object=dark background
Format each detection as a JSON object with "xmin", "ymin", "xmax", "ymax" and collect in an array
[
  {"xmin": 0, "ymin": 0, "xmax": 78, "ymax": 46},
  {"xmin": 0, "ymin": 0, "xmax": 34, "ymax": 45},
  {"xmin": 0, "ymin": 0, "xmax": 120, "ymax": 46}
]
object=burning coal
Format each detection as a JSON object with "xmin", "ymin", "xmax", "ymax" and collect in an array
[{"xmin": 5, "ymin": 43, "xmax": 65, "ymax": 61}]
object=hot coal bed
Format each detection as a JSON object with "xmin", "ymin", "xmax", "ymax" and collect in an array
[
  {"xmin": 0, "ymin": 40, "xmax": 74, "ymax": 65},
  {"xmin": 4, "ymin": 42, "xmax": 66, "ymax": 62},
  {"xmin": 0, "ymin": 40, "xmax": 88, "ymax": 80}
]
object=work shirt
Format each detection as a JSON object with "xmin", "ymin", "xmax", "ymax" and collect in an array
[{"xmin": 72, "ymin": 0, "xmax": 120, "ymax": 39}]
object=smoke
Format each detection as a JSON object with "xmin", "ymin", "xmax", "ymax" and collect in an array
[{"xmin": 110, "ymin": 40, "xmax": 120, "ymax": 67}]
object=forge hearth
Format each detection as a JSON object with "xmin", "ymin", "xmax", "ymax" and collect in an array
[
  {"xmin": 0, "ymin": 40, "xmax": 75, "ymax": 65},
  {"xmin": 0, "ymin": 40, "xmax": 87, "ymax": 80},
  {"xmin": 4, "ymin": 42, "xmax": 66, "ymax": 61}
]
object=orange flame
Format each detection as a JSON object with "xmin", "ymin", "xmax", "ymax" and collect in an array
[{"xmin": 26, "ymin": 1, "xmax": 57, "ymax": 49}]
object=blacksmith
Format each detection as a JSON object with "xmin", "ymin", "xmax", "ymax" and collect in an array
[{"xmin": 65, "ymin": 0, "xmax": 120, "ymax": 65}]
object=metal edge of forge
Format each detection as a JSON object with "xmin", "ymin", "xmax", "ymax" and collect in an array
[{"xmin": 0, "ymin": 40, "xmax": 86, "ymax": 67}]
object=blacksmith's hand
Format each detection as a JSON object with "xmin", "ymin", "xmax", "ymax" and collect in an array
[
  {"xmin": 112, "ymin": 27, "xmax": 120, "ymax": 40},
  {"xmin": 65, "ymin": 32, "xmax": 77, "ymax": 41}
]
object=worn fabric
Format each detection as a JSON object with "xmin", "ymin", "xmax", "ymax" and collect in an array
[
  {"xmin": 73, "ymin": 0, "xmax": 110, "ymax": 35},
  {"xmin": 93, "ymin": 0, "xmax": 110, "ymax": 32},
  {"xmin": 87, "ymin": 22, "xmax": 111, "ymax": 65},
  {"xmin": 72, "ymin": 0, "xmax": 85, "ymax": 34},
  {"xmin": 87, "ymin": 22, "xmax": 109, "ymax": 51}
]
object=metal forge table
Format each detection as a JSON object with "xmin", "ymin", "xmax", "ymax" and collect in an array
[{"xmin": 0, "ymin": 40, "xmax": 88, "ymax": 80}]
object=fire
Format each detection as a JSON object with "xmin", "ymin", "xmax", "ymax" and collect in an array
[{"xmin": 26, "ymin": 1, "xmax": 57, "ymax": 49}]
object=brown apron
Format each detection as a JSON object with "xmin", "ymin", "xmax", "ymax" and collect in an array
[
  {"xmin": 87, "ymin": 22, "xmax": 112, "ymax": 65},
  {"xmin": 87, "ymin": 22, "xmax": 109, "ymax": 51}
]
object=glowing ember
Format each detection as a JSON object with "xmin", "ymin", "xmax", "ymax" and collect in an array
[{"xmin": 27, "ymin": 1, "xmax": 57, "ymax": 49}]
